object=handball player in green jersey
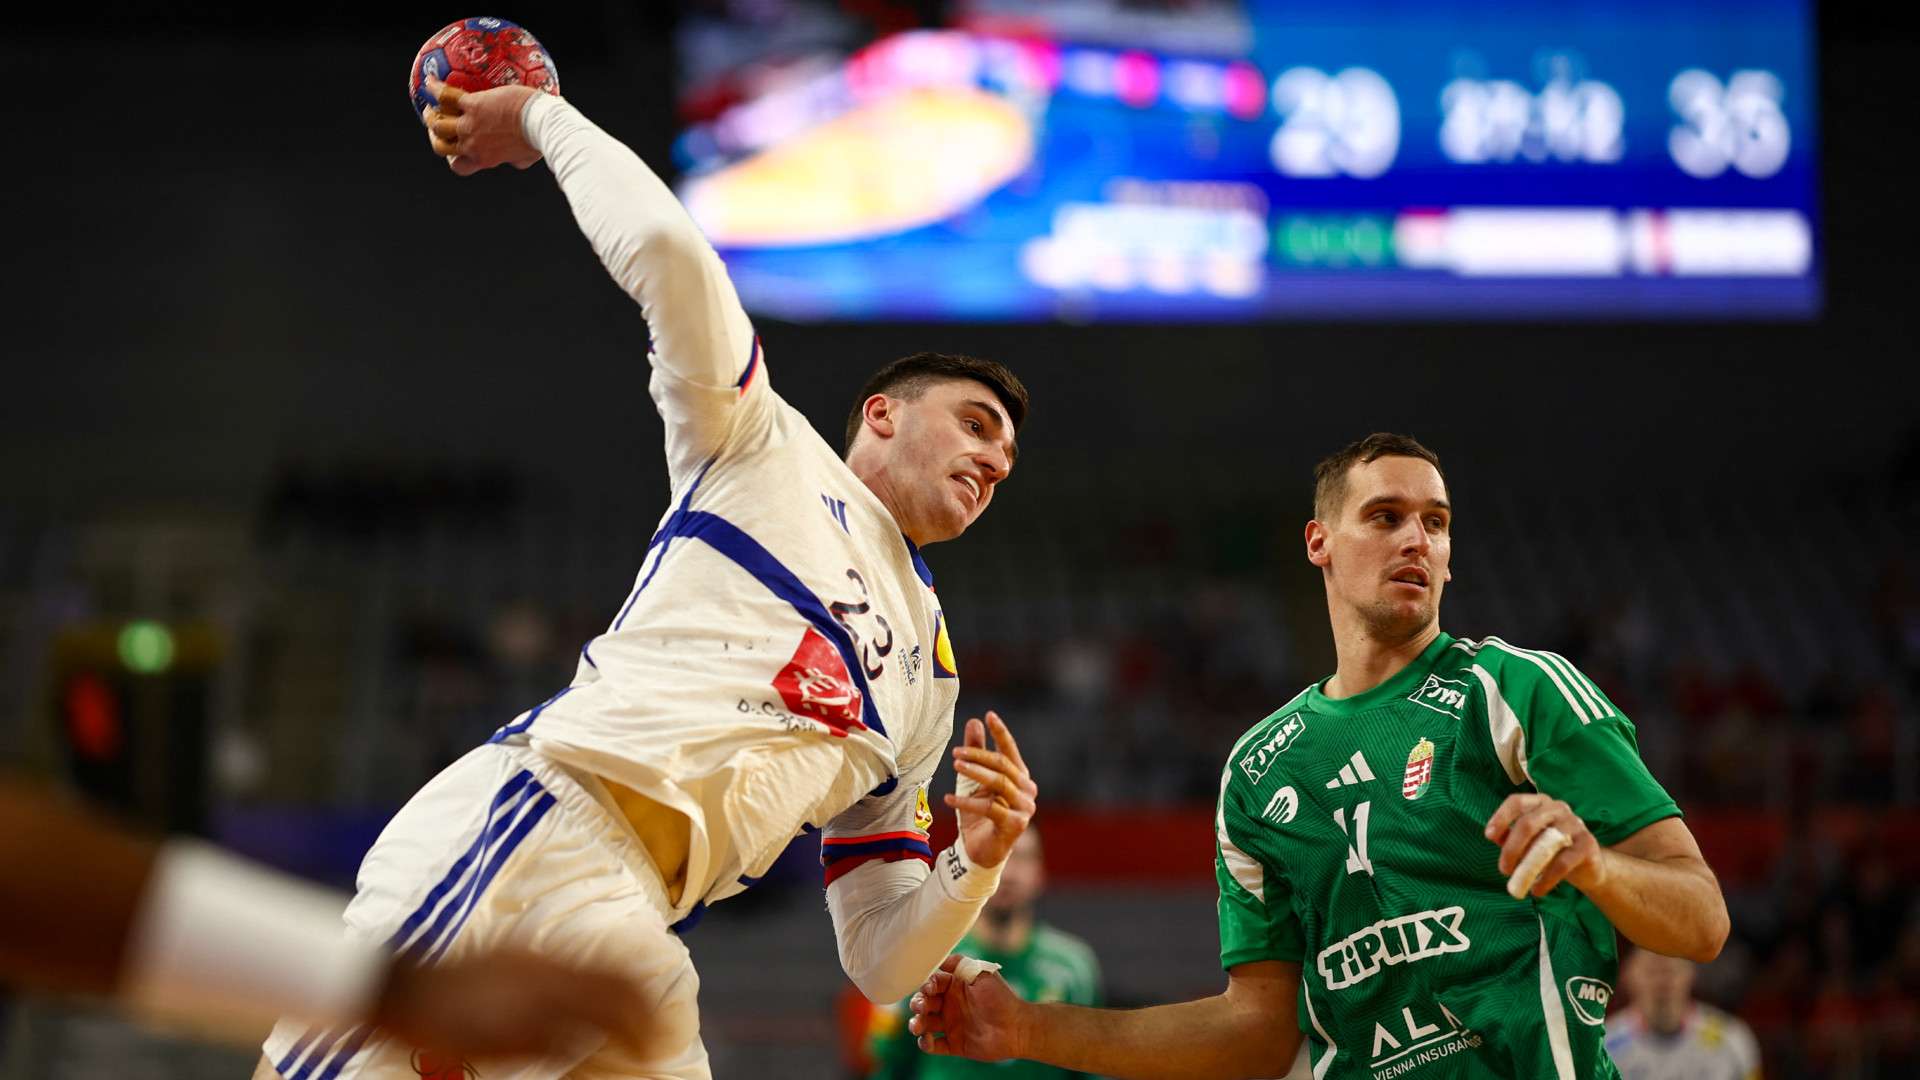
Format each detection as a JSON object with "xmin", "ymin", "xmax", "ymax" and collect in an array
[{"xmin": 908, "ymin": 434, "xmax": 1729, "ymax": 1079}]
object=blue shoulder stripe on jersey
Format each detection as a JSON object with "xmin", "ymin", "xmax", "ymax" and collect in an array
[
  {"xmin": 665, "ymin": 510, "xmax": 889, "ymax": 738},
  {"xmin": 821, "ymin": 836, "xmax": 935, "ymax": 862},
  {"xmin": 613, "ymin": 456, "xmax": 718, "ymax": 633},
  {"xmin": 488, "ymin": 686, "xmax": 573, "ymax": 744},
  {"xmin": 580, "ymin": 639, "xmax": 598, "ymax": 669}
]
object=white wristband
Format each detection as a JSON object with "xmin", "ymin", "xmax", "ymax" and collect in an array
[
  {"xmin": 119, "ymin": 840, "xmax": 388, "ymax": 1038},
  {"xmin": 932, "ymin": 836, "xmax": 1003, "ymax": 904}
]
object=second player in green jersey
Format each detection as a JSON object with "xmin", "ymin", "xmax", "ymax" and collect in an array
[
  {"xmin": 905, "ymin": 433, "xmax": 1728, "ymax": 1080},
  {"xmin": 1216, "ymin": 630, "xmax": 1676, "ymax": 1077}
]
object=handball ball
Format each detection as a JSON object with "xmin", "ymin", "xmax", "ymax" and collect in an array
[{"xmin": 408, "ymin": 17, "xmax": 559, "ymax": 116}]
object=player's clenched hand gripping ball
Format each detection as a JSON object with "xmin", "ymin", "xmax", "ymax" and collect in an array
[
  {"xmin": 409, "ymin": 17, "xmax": 558, "ymax": 115},
  {"xmin": 411, "ymin": 18, "xmax": 560, "ymax": 175}
]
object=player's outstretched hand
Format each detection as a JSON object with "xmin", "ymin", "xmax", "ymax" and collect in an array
[
  {"xmin": 372, "ymin": 947, "xmax": 647, "ymax": 1061},
  {"xmin": 909, "ymin": 954, "xmax": 1027, "ymax": 1062},
  {"xmin": 947, "ymin": 711, "xmax": 1038, "ymax": 868},
  {"xmin": 1484, "ymin": 793, "xmax": 1605, "ymax": 898},
  {"xmin": 420, "ymin": 75, "xmax": 542, "ymax": 176}
]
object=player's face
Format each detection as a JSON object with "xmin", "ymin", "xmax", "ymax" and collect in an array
[
  {"xmin": 983, "ymin": 829, "xmax": 1045, "ymax": 918},
  {"xmin": 1622, "ymin": 950, "xmax": 1695, "ymax": 1033},
  {"xmin": 1318, "ymin": 456, "xmax": 1452, "ymax": 643},
  {"xmin": 884, "ymin": 379, "xmax": 1016, "ymax": 545}
]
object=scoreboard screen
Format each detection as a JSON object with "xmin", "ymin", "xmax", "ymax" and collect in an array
[{"xmin": 672, "ymin": 0, "xmax": 1817, "ymax": 321}]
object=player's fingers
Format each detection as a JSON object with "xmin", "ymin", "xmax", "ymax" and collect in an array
[
  {"xmin": 1483, "ymin": 793, "xmax": 1540, "ymax": 843},
  {"xmin": 1530, "ymin": 843, "xmax": 1587, "ymax": 896},
  {"xmin": 1498, "ymin": 807, "xmax": 1556, "ymax": 873},
  {"xmin": 1498, "ymin": 806, "xmax": 1559, "ymax": 873},
  {"xmin": 983, "ymin": 800, "xmax": 1032, "ymax": 831},
  {"xmin": 985, "ymin": 711, "xmax": 1028, "ymax": 772},
  {"xmin": 919, "ymin": 1033, "xmax": 955, "ymax": 1055},
  {"xmin": 947, "ymin": 794, "xmax": 998, "ymax": 816},
  {"xmin": 426, "ymin": 75, "xmax": 464, "ymax": 114},
  {"xmin": 952, "ymin": 747, "xmax": 1021, "ymax": 781},
  {"xmin": 448, "ymin": 154, "xmax": 484, "ymax": 177},
  {"xmin": 429, "ymin": 114, "xmax": 463, "ymax": 143},
  {"xmin": 953, "ymin": 761, "xmax": 1019, "ymax": 802},
  {"xmin": 429, "ymin": 131, "xmax": 460, "ymax": 157},
  {"xmin": 963, "ymin": 716, "xmax": 986, "ymax": 750}
]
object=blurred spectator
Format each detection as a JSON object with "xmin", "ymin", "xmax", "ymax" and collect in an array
[{"xmin": 1608, "ymin": 947, "xmax": 1761, "ymax": 1080}]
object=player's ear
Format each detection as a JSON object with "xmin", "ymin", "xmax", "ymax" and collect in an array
[
  {"xmin": 862, "ymin": 394, "xmax": 897, "ymax": 440},
  {"xmin": 1304, "ymin": 520, "xmax": 1332, "ymax": 568}
]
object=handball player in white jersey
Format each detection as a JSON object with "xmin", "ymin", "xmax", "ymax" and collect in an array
[{"xmin": 257, "ymin": 77, "xmax": 1036, "ymax": 1080}]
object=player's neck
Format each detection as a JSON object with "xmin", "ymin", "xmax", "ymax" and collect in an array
[
  {"xmin": 1324, "ymin": 619, "xmax": 1441, "ymax": 700},
  {"xmin": 848, "ymin": 459, "xmax": 933, "ymax": 548}
]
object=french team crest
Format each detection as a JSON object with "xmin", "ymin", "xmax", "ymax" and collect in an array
[{"xmin": 1402, "ymin": 737, "xmax": 1435, "ymax": 800}]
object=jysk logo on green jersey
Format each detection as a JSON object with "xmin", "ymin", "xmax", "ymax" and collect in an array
[
  {"xmin": 1238, "ymin": 713, "xmax": 1308, "ymax": 783},
  {"xmin": 1409, "ymin": 673, "xmax": 1471, "ymax": 719}
]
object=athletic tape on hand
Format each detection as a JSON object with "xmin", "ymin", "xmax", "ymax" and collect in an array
[
  {"xmin": 1506, "ymin": 825, "xmax": 1571, "ymax": 899},
  {"xmin": 953, "ymin": 957, "xmax": 1002, "ymax": 984}
]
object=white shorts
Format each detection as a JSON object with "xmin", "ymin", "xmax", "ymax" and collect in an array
[{"xmin": 261, "ymin": 739, "xmax": 710, "ymax": 1080}]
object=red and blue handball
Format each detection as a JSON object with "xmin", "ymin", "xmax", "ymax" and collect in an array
[{"xmin": 409, "ymin": 17, "xmax": 559, "ymax": 116}]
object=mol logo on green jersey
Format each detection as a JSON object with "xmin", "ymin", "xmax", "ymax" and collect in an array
[
  {"xmin": 1317, "ymin": 906, "xmax": 1471, "ymax": 990},
  {"xmin": 1238, "ymin": 712, "xmax": 1308, "ymax": 783},
  {"xmin": 1408, "ymin": 674, "xmax": 1471, "ymax": 719},
  {"xmin": 1564, "ymin": 977, "xmax": 1613, "ymax": 1026}
]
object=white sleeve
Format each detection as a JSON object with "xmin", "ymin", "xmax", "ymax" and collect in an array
[
  {"xmin": 821, "ymin": 747, "xmax": 1003, "ymax": 1003},
  {"xmin": 826, "ymin": 837, "xmax": 1001, "ymax": 1004},
  {"xmin": 520, "ymin": 93, "xmax": 770, "ymax": 481}
]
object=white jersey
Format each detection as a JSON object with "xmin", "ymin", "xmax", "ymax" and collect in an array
[
  {"xmin": 1605, "ymin": 1004, "xmax": 1762, "ymax": 1080},
  {"xmin": 508, "ymin": 94, "xmax": 960, "ymax": 931}
]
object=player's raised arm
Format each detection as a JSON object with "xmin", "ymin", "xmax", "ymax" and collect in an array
[
  {"xmin": 421, "ymin": 76, "xmax": 761, "ymax": 478},
  {"xmin": 824, "ymin": 713, "xmax": 1037, "ymax": 1004},
  {"xmin": 910, "ymin": 957, "xmax": 1301, "ymax": 1080}
]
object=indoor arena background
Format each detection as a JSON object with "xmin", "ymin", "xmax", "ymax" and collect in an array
[{"xmin": 3, "ymin": 3, "xmax": 1914, "ymax": 1077}]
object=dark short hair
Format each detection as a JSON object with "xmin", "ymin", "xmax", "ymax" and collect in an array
[
  {"xmin": 1313, "ymin": 433, "xmax": 1446, "ymax": 520},
  {"xmin": 843, "ymin": 352, "xmax": 1030, "ymax": 458}
]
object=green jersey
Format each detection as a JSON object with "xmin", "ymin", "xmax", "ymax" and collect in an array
[
  {"xmin": 869, "ymin": 922, "xmax": 1102, "ymax": 1080},
  {"xmin": 1215, "ymin": 632, "xmax": 1680, "ymax": 1080}
]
